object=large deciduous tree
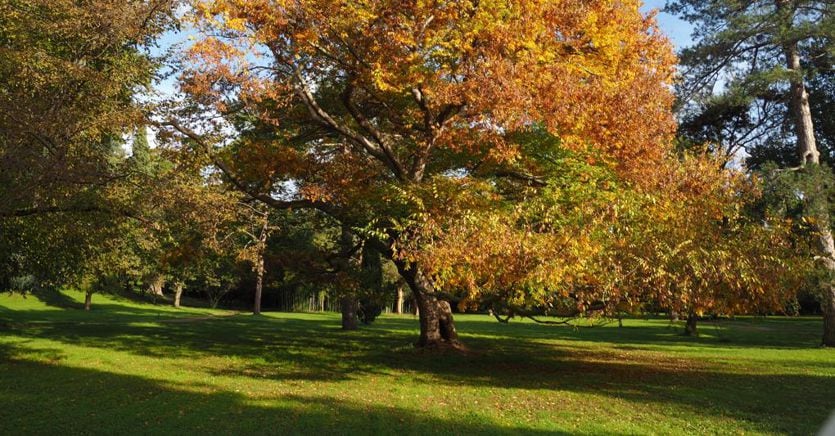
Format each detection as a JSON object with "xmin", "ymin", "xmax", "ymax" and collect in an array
[
  {"xmin": 168, "ymin": 0, "xmax": 677, "ymax": 347},
  {"xmin": 669, "ymin": 0, "xmax": 835, "ymax": 345},
  {"xmin": 0, "ymin": 0, "xmax": 178, "ymax": 288}
]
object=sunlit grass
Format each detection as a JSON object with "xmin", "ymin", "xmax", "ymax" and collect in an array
[{"xmin": 1, "ymin": 291, "xmax": 833, "ymax": 435}]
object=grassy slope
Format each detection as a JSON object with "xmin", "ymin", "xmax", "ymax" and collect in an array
[{"xmin": 1, "ymin": 291, "xmax": 833, "ymax": 435}]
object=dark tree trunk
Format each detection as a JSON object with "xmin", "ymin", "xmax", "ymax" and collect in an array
[
  {"xmin": 394, "ymin": 259, "xmax": 459, "ymax": 348},
  {"xmin": 84, "ymin": 291, "xmax": 93, "ymax": 311},
  {"xmin": 173, "ymin": 283, "xmax": 184, "ymax": 308},
  {"xmin": 253, "ymin": 254, "xmax": 265, "ymax": 315},
  {"xmin": 341, "ymin": 296, "xmax": 358, "ymax": 330},
  {"xmin": 823, "ymin": 288, "xmax": 835, "ymax": 347},
  {"xmin": 684, "ymin": 313, "xmax": 698, "ymax": 337}
]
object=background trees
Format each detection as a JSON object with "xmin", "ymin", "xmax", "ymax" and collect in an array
[
  {"xmin": 669, "ymin": 0, "xmax": 835, "ymax": 345},
  {"xmin": 169, "ymin": 0, "xmax": 679, "ymax": 347},
  {"xmin": 0, "ymin": 0, "xmax": 823, "ymax": 349}
]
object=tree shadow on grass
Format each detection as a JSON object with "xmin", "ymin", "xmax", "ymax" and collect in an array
[
  {"xmin": 2, "ymin": 309, "xmax": 834, "ymax": 434},
  {"xmin": 0, "ymin": 355, "xmax": 566, "ymax": 435},
  {"xmin": 29, "ymin": 288, "xmax": 83, "ymax": 310},
  {"xmin": 384, "ymin": 315, "xmax": 826, "ymax": 350}
]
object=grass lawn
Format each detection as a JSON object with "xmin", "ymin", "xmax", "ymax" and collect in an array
[{"xmin": 1, "ymin": 291, "xmax": 833, "ymax": 435}]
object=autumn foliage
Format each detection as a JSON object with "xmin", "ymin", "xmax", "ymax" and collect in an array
[{"xmin": 164, "ymin": 0, "xmax": 800, "ymax": 343}]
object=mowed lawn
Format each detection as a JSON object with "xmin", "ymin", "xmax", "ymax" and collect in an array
[{"xmin": 1, "ymin": 291, "xmax": 833, "ymax": 435}]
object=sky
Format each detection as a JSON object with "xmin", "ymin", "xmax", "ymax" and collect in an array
[
  {"xmin": 151, "ymin": 1, "xmax": 695, "ymax": 98},
  {"xmin": 642, "ymin": 0, "xmax": 694, "ymax": 50}
]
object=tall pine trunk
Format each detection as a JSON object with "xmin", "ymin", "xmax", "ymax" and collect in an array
[
  {"xmin": 784, "ymin": 41, "xmax": 835, "ymax": 346},
  {"xmin": 394, "ymin": 259, "xmax": 459, "ymax": 348},
  {"xmin": 84, "ymin": 290, "xmax": 93, "ymax": 311}
]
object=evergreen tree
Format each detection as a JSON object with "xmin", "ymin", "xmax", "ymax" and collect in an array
[{"xmin": 670, "ymin": 0, "xmax": 835, "ymax": 345}]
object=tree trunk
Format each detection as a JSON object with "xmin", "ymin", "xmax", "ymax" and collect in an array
[
  {"xmin": 395, "ymin": 285, "xmax": 404, "ymax": 314},
  {"xmin": 823, "ymin": 289, "xmax": 835, "ymax": 347},
  {"xmin": 684, "ymin": 312, "xmax": 698, "ymax": 337},
  {"xmin": 394, "ymin": 259, "xmax": 459, "ymax": 348},
  {"xmin": 341, "ymin": 296, "xmax": 358, "ymax": 330},
  {"xmin": 173, "ymin": 283, "xmax": 183, "ymax": 308},
  {"xmin": 784, "ymin": 43, "xmax": 819, "ymax": 166},
  {"xmin": 146, "ymin": 274, "xmax": 165, "ymax": 297},
  {"xmin": 253, "ymin": 254, "xmax": 265, "ymax": 315},
  {"xmin": 783, "ymin": 41, "xmax": 835, "ymax": 346},
  {"xmin": 84, "ymin": 290, "xmax": 92, "ymax": 311}
]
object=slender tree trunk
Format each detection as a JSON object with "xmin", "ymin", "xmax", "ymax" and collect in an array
[
  {"xmin": 394, "ymin": 259, "xmax": 459, "ymax": 348},
  {"xmin": 783, "ymin": 41, "xmax": 835, "ymax": 346},
  {"xmin": 173, "ymin": 283, "xmax": 183, "ymax": 308},
  {"xmin": 84, "ymin": 290, "xmax": 93, "ymax": 311},
  {"xmin": 395, "ymin": 285, "xmax": 404, "ymax": 314},
  {"xmin": 253, "ymin": 254, "xmax": 265, "ymax": 315},
  {"xmin": 253, "ymin": 213, "xmax": 270, "ymax": 315},
  {"xmin": 684, "ymin": 312, "xmax": 698, "ymax": 336},
  {"xmin": 341, "ymin": 296, "xmax": 358, "ymax": 330}
]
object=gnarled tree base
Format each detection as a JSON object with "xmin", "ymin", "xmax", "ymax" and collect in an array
[{"xmin": 394, "ymin": 258, "xmax": 462, "ymax": 349}]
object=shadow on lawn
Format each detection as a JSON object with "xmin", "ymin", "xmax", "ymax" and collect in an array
[
  {"xmin": 1, "ymin": 308, "xmax": 833, "ymax": 434},
  {"xmin": 0, "ymin": 352, "xmax": 562, "ymax": 435},
  {"xmin": 29, "ymin": 288, "xmax": 83, "ymax": 310}
]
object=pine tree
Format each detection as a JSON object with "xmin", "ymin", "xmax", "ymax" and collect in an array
[{"xmin": 670, "ymin": 0, "xmax": 835, "ymax": 345}]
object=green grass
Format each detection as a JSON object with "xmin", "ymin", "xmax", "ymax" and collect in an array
[{"xmin": 1, "ymin": 290, "xmax": 833, "ymax": 435}]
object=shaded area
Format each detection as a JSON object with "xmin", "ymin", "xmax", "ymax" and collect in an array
[
  {"xmin": 0, "ymin": 354, "xmax": 562, "ymax": 435},
  {"xmin": 30, "ymin": 288, "xmax": 83, "ymax": 310},
  {"xmin": 0, "ymin": 300, "xmax": 833, "ymax": 434}
]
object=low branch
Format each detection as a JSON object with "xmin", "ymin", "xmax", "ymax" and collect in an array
[{"xmin": 492, "ymin": 169, "xmax": 547, "ymax": 187}]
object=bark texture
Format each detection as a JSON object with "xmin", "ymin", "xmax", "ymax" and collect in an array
[
  {"xmin": 394, "ymin": 259, "xmax": 459, "ymax": 348},
  {"xmin": 684, "ymin": 313, "xmax": 698, "ymax": 337},
  {"xmin": 84, "ymin": 291, "xmax": 92, "ymax": 311},
  {"xmin": 253, "ymin": 213, "xmax": 269, "ymax": 315},
  {"xmin": 253, "ymin": 254, "xmax": 265, "ymax": 315},
  {"xmin": 173, "ymin": 283, "xmax": 184, "ymax": 308},
  {"xmin": 341, "ymin": 296, "xmax": 358, "ymax": 330},
  {"xmin": 146, "ymin": 274, "xmax": 165, "ymax": 297}
]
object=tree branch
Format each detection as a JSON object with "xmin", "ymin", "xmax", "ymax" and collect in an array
[{"xmin": 157, "ymin": 119, "xmax": 325, "ymax": 212}]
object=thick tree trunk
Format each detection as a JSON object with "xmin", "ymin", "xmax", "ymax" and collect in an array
[
  {"xmin": 394, "ymin": 259, "xmax": 459, "ymax": 348},
  {"xmin": 823, "ymin": 289, "xmax": 835, "ymax": 347},
  {"xmin": 341, "ymin": 296, "xmax": 358, "ymax": 330},
  {"xmin": 784, "ymin": 41, "xmax": 835, "ymax": 346},
  {"xmin": 84, "ymin": 291, "xmax": 92, "ymax": 311},
  {"xmin": 395, "ymin": 285, "xmax": 404, "ymax": 314},
  {"xmin": 173, "ymin": 283, "xmax": 184, "ymax": 308},
  {"xmin": 146, "ymin": 274, "xmax": 165, "ymax": 297},
  {"xmin": 253, "ymin": 254, "xmax": 265, "ymax": 315},
  {"xmin": 684, "ymin": 312, "xmax": 698, "ymax": 337}
]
